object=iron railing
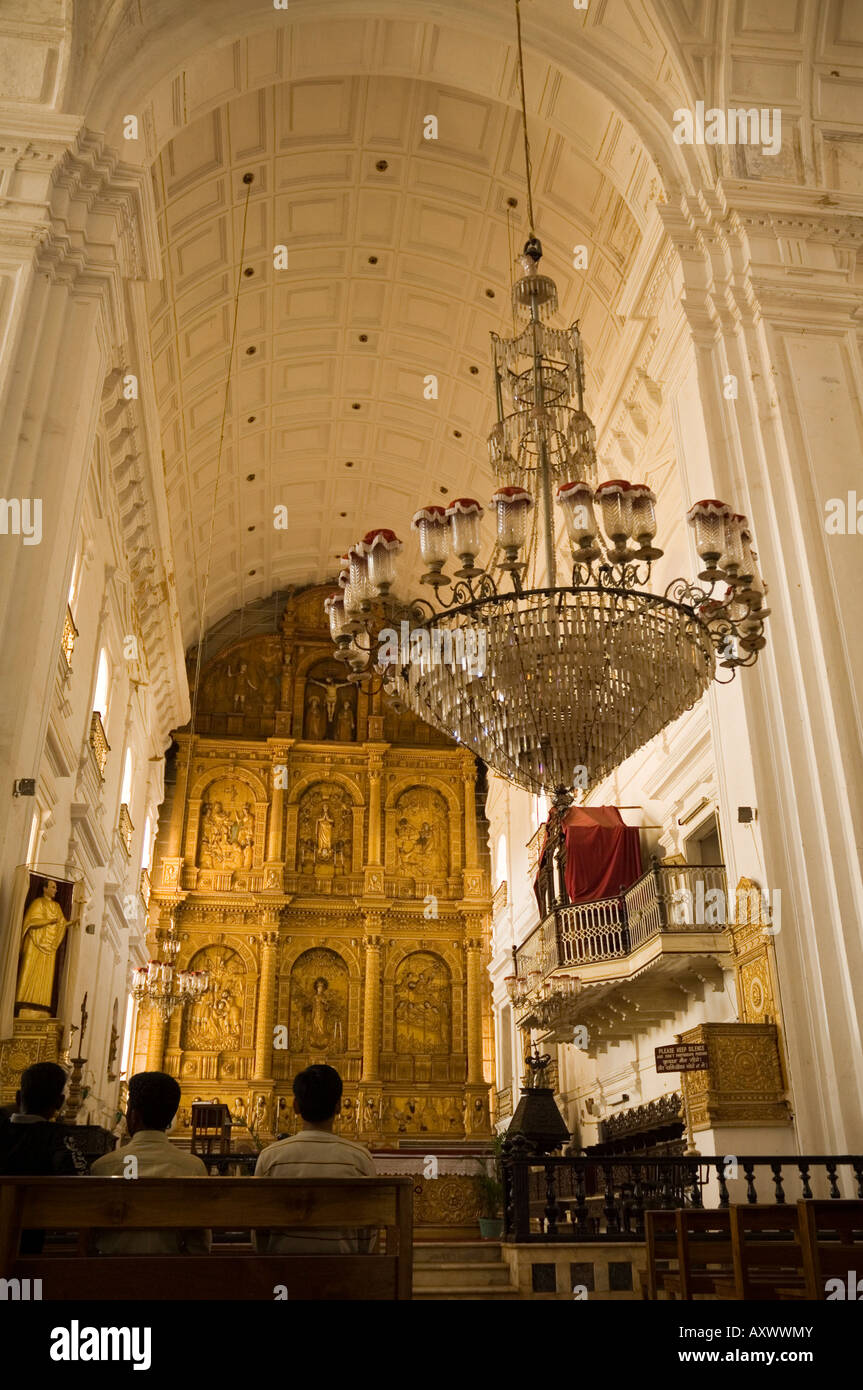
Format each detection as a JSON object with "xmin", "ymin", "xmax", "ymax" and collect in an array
[
  {"xmin": 502, "ymin": 1151, "xmax": 863, "ymax": 1242},
  {"xmin": 89, "ymin": 711, "xmax": 110, "ymax": 778}
]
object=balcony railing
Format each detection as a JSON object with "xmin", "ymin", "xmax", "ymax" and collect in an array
[
  {"xmin": 60, "ymin": 605, "xmax": 77, "ymax": 673},
  {"xmin": 515, "ymin": 861, "xmax": 728, "ymax": 981},
  {"xmin": 502, "ymin": 1150, "xmax": 863, "ymax": 1243},
  {"xmin": 89, "ymin": 711, "xmax": 110, "ymax": 778},
  {"xmin": 139, "ymin": 867, "xmax": 151, "ymax": 910},
  {"xmin": 118, "ymin": 803, "xmax": 134, "ymax": 855}
]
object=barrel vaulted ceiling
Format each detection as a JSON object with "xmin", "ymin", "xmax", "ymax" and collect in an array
[{"xmin": 146, "ymin": 66, "xmax": 659, "ymax": 645}]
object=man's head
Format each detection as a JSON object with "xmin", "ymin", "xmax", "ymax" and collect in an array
[
  {"xmin": 43, "ymin": 880, "xmax": 57, "ymax": 899},
  {"xmin": 126, "ymin": 1071, "xmax": 182, "ymax": 1136},
  {"xmin": 16, "ymin": 1062, "xmax": 67, "ymax": 1118},
  {"xmin": 292, "ymin": 1064, "xmax": 343, "ymax": 1128}
]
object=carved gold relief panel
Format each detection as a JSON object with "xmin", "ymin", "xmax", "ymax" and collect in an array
[
  {"xmin": 197, "ymin": 779, "xmax": 259, "ymax": 871},
  {"xmin": 289, "ymin": 947, "xmax": 348, "ymax": 1055},
  {"xmin": 181, "ymin": 946, "xmax": 245, "ymax": 1052},
  {"xmin": 395, "ymin": 951, "xmax": 451, "ymax": 1054},
  {"xmin": 393, "ymin": 787, "xmax": 449, "ymax": 876}
]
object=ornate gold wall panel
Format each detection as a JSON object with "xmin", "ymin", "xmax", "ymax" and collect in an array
[
  {"xmin": 137, "ymin": 585, "xmax": 493, "ymax": 1145},
  {"xmin": 680, "ymin": 1022, "xmax": 792, "ymax": 1130}
]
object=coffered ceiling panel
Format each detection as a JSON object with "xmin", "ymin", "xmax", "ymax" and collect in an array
[{"xmin": 148, "ymin": 72, "xmax": 654, "ymax": 643}]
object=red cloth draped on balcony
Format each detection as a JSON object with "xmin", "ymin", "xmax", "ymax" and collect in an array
[{"xmin": 535, "ymin": 806, "xmax": 642, "ymax": 907}]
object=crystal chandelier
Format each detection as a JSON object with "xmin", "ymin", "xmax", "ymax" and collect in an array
[
  {"xmin": 323, "ymin": 5, "xmax": 770, "ymax": 801},
  {"xmin": 505, "ymin": 972, "xmax": 580, "ymax": 1028},
  {"xmin": 132, "ymin": 920, "xmax": 208, "ymax": 1022}
]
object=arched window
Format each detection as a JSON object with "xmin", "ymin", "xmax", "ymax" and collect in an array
[
  {"xmin": 536, "ymin": 793, "xmax": 549, "ymax": 827},
  {"xmin": 495, "ymin": 833, "xmax": 507, "ymax": 888},
  {"xmin": 120, "ymin": 748, "xmax": 133, "ymax": 806},
  {"xmin": 93, "ymin": 648, "xmax": 110, "ymax": 721},
  {"xmin": 140, "ymin": 814, "xmax": 153, "ymax": 870}
]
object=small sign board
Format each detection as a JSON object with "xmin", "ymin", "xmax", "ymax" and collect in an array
[{"xmin": 655, "ymin": 1042, "xmax": 709, "ymax": 1074}]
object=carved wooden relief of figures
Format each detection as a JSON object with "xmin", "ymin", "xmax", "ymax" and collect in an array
[
  {"xmin": 395, "ymin": 951, "xmax": 451, "ymax": 1054},
  {"xmin": 297, "ymin": 783, "xmax": 353, "ymax": 874},
  {"xmin": 197, "ymin": 779, "xmax": 256, "ymax": 870},
  {"xmin": 302, "ymin": 659, "xmax": 357, "ymax": 742},
  {"xmin": 289, "ymin": 948, "xmax": 347, "ymax": 1054},
  {"xmin": 181, "ymin": 946, "xmax": 244, "ymax": 1052},
  {"xmin": 394, "ymin": 787, "xmax": 449, "ymax": 876}
]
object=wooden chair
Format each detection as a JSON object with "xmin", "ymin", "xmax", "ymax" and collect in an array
[
  {"xmin": 799, "ymin": 1199, "xmax": 863, "ymax": 1300},
  {"xmin": 190, "ymin": 1102, "xmax": 232, "ymax": 1157},
  {"xmin": 0, "ymin": 1176, "xmax": 413, "ymax": 1301},
  {"xmin": 722, "ymin": 1204, "xmax": 807, "ymax": 1300},
  {"xmin": 643, "ymin": 1209, "xmax": 679, "ymax": 1299}
]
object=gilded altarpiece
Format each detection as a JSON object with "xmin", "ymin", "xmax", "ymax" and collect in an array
[{"xmin": 135, "ymin": 585, "xmax": 493, "ymax": 1159}]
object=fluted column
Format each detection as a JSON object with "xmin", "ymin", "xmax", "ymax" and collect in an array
[
  {"xmin": 253, "ymin": 927, "xmax": 280, "ymax": 1082},
  {"xmin": 465, "ymin": 934, "xmax": 484, "ymax": 1086},
  {"xmin": 462, "ymin": 755, "xmax": 478, "ymax": 869},
  {"xmin": 145, "ymin": 1010, "xmax": 167, "ymax": 1071},
  {"xmin": 360, "ymin": 929, "xmax": 383, "ymax": 1083},
  {"xmin": 267, "ymin": 747, "xmax": 290, "ymax": 863},
  {"xmin": 367, "ymin": 759, "xmax": 383, "ymax": 864}
]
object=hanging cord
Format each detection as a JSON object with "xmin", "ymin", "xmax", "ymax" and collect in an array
[
  {"xmin": 515, "ymin": 0, "xmax": 536, "ymax": 238},
  {"xmin": 188, "ymin": 172, "xmax": 253, "ymax": 739}
]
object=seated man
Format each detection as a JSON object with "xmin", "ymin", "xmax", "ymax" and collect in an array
[
  {"xmin": 0, "ymin": 1062, "xmax": 87, "ymax": 1253},
  {"xmin": 90, "ymin": 1070, "xmax": 211, "ymax": 1254},
  {"xmin": 0, "ymin": 1062, "xmax": 87, "ymax": 1178},
  {"xmin": 254, "ymin": 1064, "xmax": 376, "ymax": 1253}
]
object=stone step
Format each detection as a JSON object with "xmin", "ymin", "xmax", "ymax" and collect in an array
[
  {"xmin": 413, "ymin": 1241, "xmax": 504, "ymax": 1265},
  {"xmin": 413, "ymin": 1261, "xmax": 513, "ymax": 1289}
]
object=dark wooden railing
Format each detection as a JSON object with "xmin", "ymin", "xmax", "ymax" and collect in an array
[{"xmin": 502, "ymin": 1151, "xmax": 863, "ymax": 1242}]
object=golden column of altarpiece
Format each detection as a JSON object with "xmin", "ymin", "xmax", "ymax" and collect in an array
[{"xmin": 132, "ymin": 585, "xmax": 494, "ymax": 1146}]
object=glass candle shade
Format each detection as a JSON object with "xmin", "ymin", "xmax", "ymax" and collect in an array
[
  {"xmin": 629, "ymin": 484, "xmax": 658, "ymax": 542},
  {"xmin": 595, "ymin": 480, "xmax": 634, "ymax": 548},
  {"xmin": 411, "ymin": 505, "xmax": 450, "ymax": 566},
  {"xmin": 491, "ymin": 486, "xmax": 533, "ymax": 552},
  {"xmin": 720, "ymin": 513, "xmax": 747, "ymax": 578},
  {"xmin": 556, "ymin": 480, "xmax": 598, "ymax": 548},
  {"xmin": 362, "ymin": 528, "xmax": 402, "ymax": 593},
  {"xmin": 325, "ymin": 593, "xmax": 349, "ymax": 643},
  {"xmin": 446, "ymin": 498, "xmax": 483, "ymax": 563},
  {"xmin": 687, "ymin": 499, "xmax": 731, "ymax": 564}
]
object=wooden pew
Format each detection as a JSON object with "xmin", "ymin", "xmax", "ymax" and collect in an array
[
  {"xmin": 799, "ymin": 1199, "xmax": 863, "ymax": 1300},
  {"xmin": 0, "ymin": 1176, "xmax": 413, "ymax": 1301},
  {"xmin": 672, "ymin": 1209, "xmax": 734, "ymax": 1300},
  {"xmin": 643, "ymin": 1209, "xmax": 679, "ymax": 1299},
  {"xmin": 722, "ymin": 1204, "xmax": 807, "ymax": 1300}
]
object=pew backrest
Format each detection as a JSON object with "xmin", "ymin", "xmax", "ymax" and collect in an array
[{"xmin": 0, "ymin": 1175, "xmax": 413, "ymax": 1301}]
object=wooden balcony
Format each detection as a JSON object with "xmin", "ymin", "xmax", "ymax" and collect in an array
[{"xmin": 88, "ymin": 711, "xmax": 110, "ymax": 778}]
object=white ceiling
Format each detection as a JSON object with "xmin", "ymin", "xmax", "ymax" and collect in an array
[{"xmin": 147, "ymin": 70, "xmax": 657, "ymax": 645}]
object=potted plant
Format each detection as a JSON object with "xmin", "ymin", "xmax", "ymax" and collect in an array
[{"xmin": 475, "ymin": 1135, "xmax": 506, "ymax": 1239}]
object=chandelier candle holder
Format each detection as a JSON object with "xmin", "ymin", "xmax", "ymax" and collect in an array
[
  {"xmin": 321, "ymin": 6, "xmax": 769, "ymax": 804},
  {"xmin": 132, "ymin": 921, "xmax": 208, "ymax": 1021}
]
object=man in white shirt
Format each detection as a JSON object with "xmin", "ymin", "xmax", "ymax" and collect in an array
[
  {"xmin": 91, "ymin": 1070, "xmax": 210, "ymax": 1254},
  {"xmin": 254, "ymin": 1064, "xmax": 376, "ymax": 1253}
]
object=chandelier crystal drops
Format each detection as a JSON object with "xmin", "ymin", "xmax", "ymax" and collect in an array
[
  {"xmin": 132, "ymin": 920, "xmax": 208, "ymax": 1022},
  {"xmin": 323, "ymin": 238, "xmax": 769, "ymax": 799}
]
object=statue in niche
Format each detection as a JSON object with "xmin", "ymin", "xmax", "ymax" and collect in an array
[
  {"xmin": 227, "ymin": 660, "xmax": 258, "ymax": 713},
  {"xmin": 15, "ymin": 876, "xmax": 77, "ymax": 1018},
  {"xmin": 289, "ymin": 949, "xmax": 347, "ymax": 1054},
  {"xmin": 182, "ymin": 946, "xmax": 244, "ymax": 1052},
  {"xmin": 315, "ymin": 801, "xmax": 334, "ymax": 863},
  {"xmin": 418, "ymin": 1098, "xmax": 438, "ymax": 1133},
  {"xmin": 335, "ymin": 697, "xmax": 355, "ymax": 743},
  {"xmin": 297, "ymin": 785, "xmax": 352, "ymax": 875},
  {"xmin": 393, "ymin": 788, "xmax": 448, "ymax": 876},
  {"xmin": 304, "ymin": 694, "xmax": 327, "ymax": 741},
  {"xmin": 311, "ymin": 675, "xmax": 352, "ymax": 725},
  {"xmin": 395, "ymin": 952, "xmax": 451, "ymax": 1054},
  {"xmin": 198, "ymin": 780, "xmax": 256, "ymax": 870}
]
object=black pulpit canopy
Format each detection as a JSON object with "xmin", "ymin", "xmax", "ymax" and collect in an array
[{"xmin": 505, "ymin": 1087, "xmax": 570, "ymax": 1154}]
